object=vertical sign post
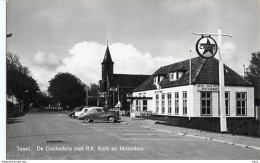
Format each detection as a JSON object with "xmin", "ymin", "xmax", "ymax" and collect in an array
[
  {"xmin": 218, "ymin": 29, "xmax": 227, "ymax": 132},
  {"xmin": 192, "ymin": 29, "xmax": 232, "ymax": 132}
]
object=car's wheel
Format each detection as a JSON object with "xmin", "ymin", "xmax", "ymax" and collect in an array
[
  {"xmin": 108, "ymin": 116, "xmax": 115, "ymax": 123},
  {"xmin": 84, "ymin": 118, "xmax": 91, "ymax": 123}
]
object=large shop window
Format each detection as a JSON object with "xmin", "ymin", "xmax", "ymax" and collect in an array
[
  {"xmin": 167, "ymin": 93, "xmax": 172, "ymax": 114},
  {"xmin": 236, "ymin": 92, "xmax": 247, "ymax": 116},
  {"xmin": 175, "ymin": 92, "xmax": 179, "ymax": 115},
  {"xmin": 201, "ymin": 92, "xmax": 212, "ymax": 116},
  {"xmin": 161, "ymin": 94, "xmax": 165, "ymax": 114},
  {"xmin": 143, "ymin": 100, "xmax": 147, "ymax": 111},
  {"xmin": 136, "ymin": 100, "xmax": 141, "ymax": 111},
  {"xmin": 183, "ymin": 91, "xmax": 187, "ymax": 115},
  {"xmin": 156, "ymin": 94, "xmax": 159, "ymax": 113}
]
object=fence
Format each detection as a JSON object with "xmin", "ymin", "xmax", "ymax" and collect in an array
[{"xmin": 43, "ymin": 106, "xmax": 63, "ymax": 110}]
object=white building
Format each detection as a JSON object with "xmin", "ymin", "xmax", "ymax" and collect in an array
[{"xmin": 131, "ymin": 57, "xmax": 254, "ymax": 118}]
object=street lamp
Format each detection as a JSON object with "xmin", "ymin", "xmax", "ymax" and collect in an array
[{"xmin": 243, "ymin": 65, "xmax": 246, "ymax": 77}]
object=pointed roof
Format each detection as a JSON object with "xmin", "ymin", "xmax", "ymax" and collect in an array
[
  {"xmin": 102, "ymin": 46, "xmax": 114, "ymax": 64},
  {"xmin": 134, "ymin": 57, "xmax": 252, "ymax": 92}
]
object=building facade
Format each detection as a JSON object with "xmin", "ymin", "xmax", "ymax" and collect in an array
[{"xmin": 132, "ymin": 57, "xmax": 255, "ymax": 118}]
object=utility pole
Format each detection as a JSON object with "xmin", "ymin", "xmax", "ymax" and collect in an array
[
  {"xmin": 192, "ymin": 29, "xmax": 232, "ymax": 132},
  {"xmin": 86, "ymin": 86, "xmax": 88, "ymax": 106},
  {"xmin": 189, "ymin": 50, "xmax": 192, "ymax": 121},
  {"xmin": 243, "ymin": 64, "xmax": 246, "ymax": 77}
]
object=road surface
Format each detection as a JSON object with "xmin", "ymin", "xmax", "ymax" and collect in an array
[{"xmin": 6, "ymin": 108, "xmax": 260, "ymax": 160}]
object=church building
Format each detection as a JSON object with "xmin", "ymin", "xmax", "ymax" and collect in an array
[{"xmin": 99, "ymin": 46, "xmax": 150, "ymax": 114}]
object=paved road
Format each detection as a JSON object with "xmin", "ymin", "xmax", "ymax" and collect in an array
[{"xmin": 6, "ymin": 109, "xmax": 260, "ymax": 160}]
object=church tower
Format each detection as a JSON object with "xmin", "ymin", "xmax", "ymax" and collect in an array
[{"xmin": 101, "ymin": 45, "xmax": 114, "ymax": 82}]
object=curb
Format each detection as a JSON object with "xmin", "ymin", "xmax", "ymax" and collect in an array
[{"xmin": 121, "ymin": 119, "xmax": 260, "ymax": 151}]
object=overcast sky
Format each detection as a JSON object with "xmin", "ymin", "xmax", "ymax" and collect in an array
[{"xmin": 7, "ymin": 0, "xmax": 260, "ymax": 91}]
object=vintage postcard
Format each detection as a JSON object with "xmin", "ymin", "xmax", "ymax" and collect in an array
[{"xmin": 3, "ymin": 0, "xmax": 260, "ymax": 161}]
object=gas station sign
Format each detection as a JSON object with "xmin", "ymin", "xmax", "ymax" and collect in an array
[{"xmin": 196, "ymin": 36, "xmax": 218, "ymax": 58}]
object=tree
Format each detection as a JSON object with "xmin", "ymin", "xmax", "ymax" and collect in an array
[
  {"xmin": 7, "ymin": 52, "xmax": 40, "ymax": 112},
  {"xmin": 87, "ymin": 83, "xmax": 100, "ymax": 106},
  {"xmin": 33, "ymin": 91, "xmax": 51, "ymax": 108},
  {"xmin": 47, "ymin": 72, "xmax": 86, "ymax": 109},
  {"xmin": 246, "ymin": 52, "xmax": 260, "ymax": 79},
  {"xmin": 245, "ymin": 51, "xmax": 260, "ymax": 105}
]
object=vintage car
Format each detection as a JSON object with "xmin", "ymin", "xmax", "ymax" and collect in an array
[
  {"xmin": 78, "ymin": 107, "xmax": 120, "ymax": 123},
  {"xmin": 75, "ymin": 107, "xmax": 91, "ymax": 118},
  {"xmin": 68, "ymin": 106, "xmax": 85, "ymax": 118}
]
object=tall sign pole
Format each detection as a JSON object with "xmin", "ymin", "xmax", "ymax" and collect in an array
[
  {"xmin": 218, "ymin": 29, "xmax": 227, "ymax": 132},
  {"xmin": 192, "ymin": 29, "xmax": 232, "ymax": 132}
]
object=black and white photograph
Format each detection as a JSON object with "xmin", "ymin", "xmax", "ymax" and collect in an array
[{"xmin": 2, "ymin": 0, "xmax": 260, "ymax": 161}]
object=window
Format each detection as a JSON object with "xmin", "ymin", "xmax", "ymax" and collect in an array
[
  {"xmin": 158, "ymin": 76, "xmax": 161, "ymax": 82},
  {"xmin": 183, "ymin": 92, "xmax": 187, "ymax": 115},
  {"xmin": 136, "ymin": 100, "xmax": 141, "ymax": 111},
  {"xmin": 218, "ymin": 92, "xmax": 230, "ymax": 116},
  {"xmin": 156, "ymin": 94, "xmax": 159, "ymax": 113},
  {"xmin": 236, "ymin": 92, "xmax": 247, "ymax": 116},
  {"xmin": 143, "ymin": 100, "xmax": 147, "ymax": 111},
  {"xmin": 175, "ymin": 92, "xmax": 179, "ymax": 114},
  {"xmin": 170, "ymin": 72, "xmax": 184, "ymax": 81},
  {"xmin": 201, "ymin": 92, "xmax": 212, "ymax": 116},
  {"xmin": 169, "ymin": 73, "xmax": 174, "ymax": 81},
  {"xmin": 178, "ymin": 72, "xmax": 183, "ymax": 79},
  {"xmin": 167, "ymin": 93, "xmax": 172, "ymax": 114},
  {"xmin": 161, "ymin": 94, "xmax": 165, "ymax": 114},
  {"xmin": 225, "ymin": 92, "xmax": 230, "ymax": 116},
  {"xmin": 154, "ymin": 76, "xmax": 164, "ymax": 83}
]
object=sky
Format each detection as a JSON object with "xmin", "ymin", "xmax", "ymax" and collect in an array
[{"xmin": 6, "ymin": 0, "xmax": 260, "ymax": 91}]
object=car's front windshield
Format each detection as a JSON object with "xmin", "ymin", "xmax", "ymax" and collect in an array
[{"xmin": 83, "ymin": 109, "xmax": 89, "ymax": 113}]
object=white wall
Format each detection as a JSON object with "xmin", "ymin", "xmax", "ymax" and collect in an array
[
  {"xmin": 133, "ymin": 85, "xmax": 193, "ymax": 117},
  {"xmin": 193, "ymin": 86, "xmax": 254, "ymax": 117},
  {"xmin": 133, "ymin": 85, "xmax": 255, "ymax": 118}
]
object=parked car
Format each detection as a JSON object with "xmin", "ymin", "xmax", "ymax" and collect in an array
[
  {"xmin": 78, "ymin": 107, "xmax": 120, "ymax": 123},
  {"xmin": 75, "ymin": 107, "xmax": 91, "ymax": 118},
  {"xmin": 68, "ymin": 106, "xmax": 85, "ymax": 118}
]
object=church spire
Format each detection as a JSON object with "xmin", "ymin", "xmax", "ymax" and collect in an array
[{"xmin": 102, "ymin": 44, "xmax": 114, "ymax": 64}]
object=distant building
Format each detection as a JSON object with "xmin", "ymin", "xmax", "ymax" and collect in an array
[
  {"xmin": 132, "ymin": 57, "xmax": 255, "ymax": 118},
  {"xmin": 99, "ymin": 46, "xmax": 150, "ymax": 113}
]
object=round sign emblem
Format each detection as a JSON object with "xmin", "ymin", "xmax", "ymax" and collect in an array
[{"xmin": 195, "ymin": 36, "xmax": 218, "ymax": 58}]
